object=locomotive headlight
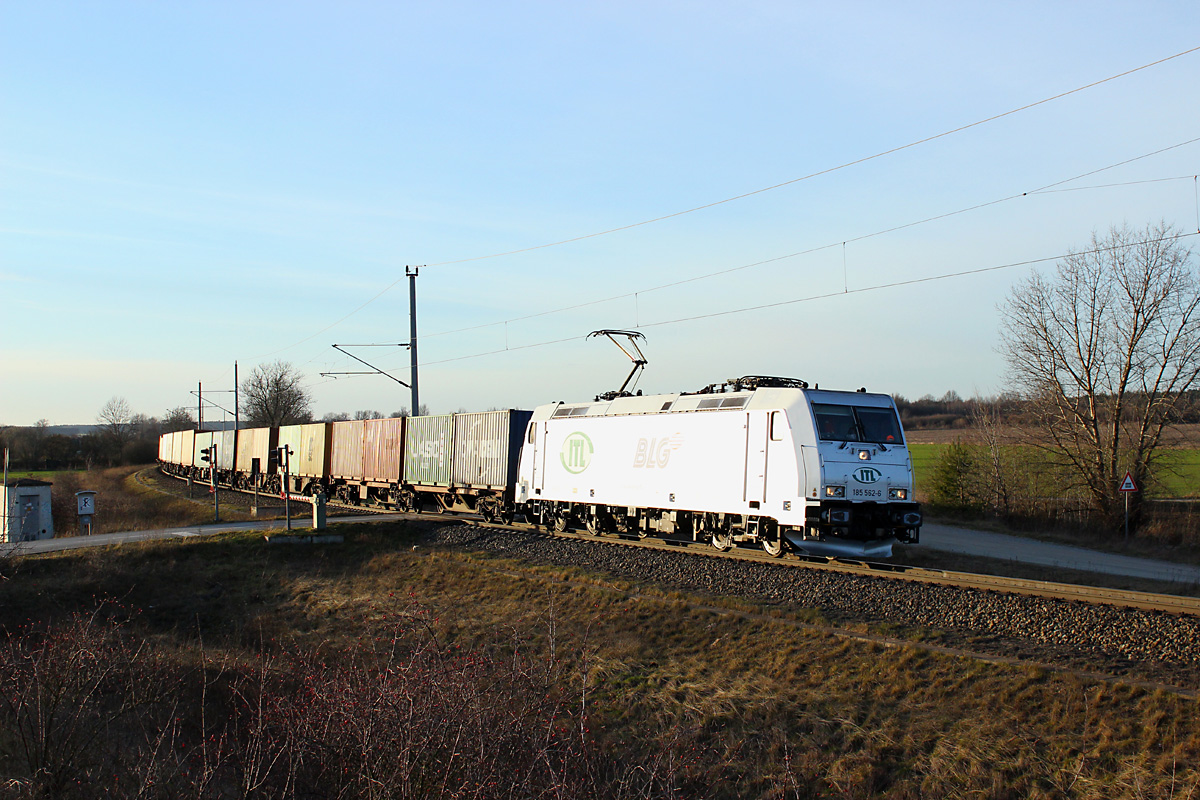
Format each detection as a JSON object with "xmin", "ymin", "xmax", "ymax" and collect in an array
[
  {"xmin": 888, "ymin": 488, "xmax": 908, "ymax": 500},
  {"xmin": 825, "ymin": 485, "xmax": 845, "ymax": 498}
]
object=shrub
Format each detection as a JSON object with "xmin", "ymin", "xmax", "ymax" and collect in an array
[{"xmin": 929, "ymin": 440, "xmax": 984, "ymax": 514}]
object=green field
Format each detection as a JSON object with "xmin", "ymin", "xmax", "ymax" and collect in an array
[
  {"xmin": 908, "ymin": 443, "xmax": 1200, "ymax": 499},
  {"xmin": 1, "ymin": 469, "xmax": 74, "ymax": 481}
]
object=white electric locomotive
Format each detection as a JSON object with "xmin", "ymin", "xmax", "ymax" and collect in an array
[{"xmin": 517, "ymin": 376, "xmax": 921, "ymax": 558}]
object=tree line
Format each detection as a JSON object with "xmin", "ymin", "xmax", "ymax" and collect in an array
[{"xmin": 0, "ymin": 362, "xmax": 423, "ymax": 471}]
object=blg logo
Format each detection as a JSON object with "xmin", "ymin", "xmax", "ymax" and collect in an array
[
  {"xmin": 852, "ymin": 467, "xmax": 881, "ymax": 484},
  {"xmin": 560, "ymin": 432, "xmax": 593, "ymax": 474},
  {"xmin": 633, "ymin": 436, "xmax": 680, "ymax": 469}
]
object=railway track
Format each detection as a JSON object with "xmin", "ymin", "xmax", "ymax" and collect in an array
[{"xmin": 160, "ymin": 469, "xmax": 1200, "ymax": 618}]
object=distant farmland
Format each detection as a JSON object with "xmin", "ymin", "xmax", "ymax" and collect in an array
[{"xmin": 908, "ymin": 441, "xmax": 1200, "ymax": 500}]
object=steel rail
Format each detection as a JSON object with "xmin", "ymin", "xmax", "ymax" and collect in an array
[{"xmin": 477, "ymin": 521, "xmax": 1200, "ymax": 617}]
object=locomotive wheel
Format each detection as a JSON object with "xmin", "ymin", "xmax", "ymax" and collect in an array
[
  {"xmin": 711, "ymin": 528, "xmax": 733, "ymax": 552},
  {"xmin": 761, "ymin": 535, "xmax": 785, "ymax": 558},
  {"xmin": 585, "ymin": 514, "xmax": 603, "ymax": 535},
  {"xmin": 552, "ymin": 512, "xmax": 570, "ymax": 533}
]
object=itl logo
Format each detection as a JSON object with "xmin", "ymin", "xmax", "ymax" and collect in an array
[
  {"xmin": 633, "ymin": 437, "xmax": 679, "ymax": 469},
  {"xmin": 852, "ymin": 467, "xmax": 882, "ymax": 484},
  {"xmin": 560, "ymin": 432, "xmax": 593, "ymax": 474}
]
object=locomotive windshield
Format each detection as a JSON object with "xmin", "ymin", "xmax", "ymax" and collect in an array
[{"xmin": 812, "ymin": 403, "xmax": 903, "ymax": 444}]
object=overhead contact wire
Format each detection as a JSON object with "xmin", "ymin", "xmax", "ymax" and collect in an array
[
  {"xmin": 422, "ymin": 138, "xmax": 1200, "ymax": 341},
  {"xmin": 409, "ymin": 231, "xmax": 1200, "ymax": 369},
  {"xmin": 258, "ymin": 46, "xmax": 1200, "ymax": 357},
  {"xmin": 417, "ymin": 45, "xmax": 1200, "ymax": 270}
]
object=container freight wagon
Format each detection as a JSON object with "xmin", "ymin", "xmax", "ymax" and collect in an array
[
  {"xmin": 174, "ymin": 430, "xmax": 196, "ymax": 478},
  {"xmin": 193, "ymin": 431, "xmax": 216, "ymax": 480},
  {"xmin": 158, "ymin": 432, "xmax": 174, "ymax": 466},
  {"xmin": 216, "ymin": 429, "xmax": 237, "ymax": 481},
  {"xmin": 329, "ymin": 417, "xmax": 406, "ymax": 506},
  {"xmin": 233, "ymin": 426, "xmax": 277, "ymax": 490},
  {"xmin": 277, "ymin": 422, "xmax": 333, "ymax": 494},
  {"xmin": 403, "ymin": 410, "xmax": 532, "ymax": 520},
  {"xmin": 517, "ymin": 384, "xmax": 920, "ymax": 558}
]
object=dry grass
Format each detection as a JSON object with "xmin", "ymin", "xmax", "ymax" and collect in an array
[
  {"xmin": 1, "ymin": 522, "xmax": 1198, "ymax": 798},
  {"xmin": 45, "ymin": 466, "xmax": 252, "ymax": 536}
]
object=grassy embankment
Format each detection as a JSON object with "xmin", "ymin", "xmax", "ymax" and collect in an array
[{"xmin": 1, "ymin": 522, "xmax": 1197, "ymax": 798}]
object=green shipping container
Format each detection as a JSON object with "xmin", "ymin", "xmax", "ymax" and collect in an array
[{"xmin": 403, "ymin": 415, "xmax": 453, "ymax": 486}]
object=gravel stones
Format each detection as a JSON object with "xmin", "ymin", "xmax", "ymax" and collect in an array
[{"xmin": 423, "ymin": 524, "xmax": 1200, "ymax": 686}]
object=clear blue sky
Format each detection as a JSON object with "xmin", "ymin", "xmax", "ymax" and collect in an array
[{"xmin": 3, "ymin": 1, "xmax": 1198, "ymax": 427}]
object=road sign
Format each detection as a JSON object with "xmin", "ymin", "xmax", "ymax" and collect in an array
[{"xmin": 1119, "ymin": 472, "xmax": 1138, "ymax": 493}]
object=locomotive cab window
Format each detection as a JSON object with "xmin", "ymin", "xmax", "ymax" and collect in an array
[
  {"xmin": 812, "ymin": 403, "xmax": 902, "ymax": 444},
  {"xmin": 527, "ymin": 422, "xmax": 536, "ymax": 444}
]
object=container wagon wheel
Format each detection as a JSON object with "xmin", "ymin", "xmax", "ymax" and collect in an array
[
  {"xmin": 711, "ymin": 527, "xmax": 733, "ymax": 552},
  {"xmin": 478, "ymin": 498, "xmax": 497, "ymax": 523},
  {"xmin": 761, "ymin": 533, "xmax": 784, "ymax": 558}
]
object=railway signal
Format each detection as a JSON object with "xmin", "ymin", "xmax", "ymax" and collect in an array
[
  {"xmin": 201, "ymin": 445, "xmax": 219, "ymax": 522},
  {"xmin": 1119, "ymin": 471, "xmax": 1138, "ymax": 542},
  {"xmin": 277, "ymin": 445, "xmax": 294, "ymax": 530}
]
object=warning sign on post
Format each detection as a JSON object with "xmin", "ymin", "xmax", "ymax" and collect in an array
[{"xmin": 1119, "ymin": 472, "xmax": 1138, "ymax": 493}]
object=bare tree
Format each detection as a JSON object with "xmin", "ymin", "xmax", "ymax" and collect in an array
[
  {"xmin": 97, "ymin": 397, "xmax": 134, "ymax": 446},
  {"xmin": 999, "ymin": 222, "xmax": 1200, "ymax": 532},
  {"xmin": 240, "ymin": 361, "xmax": 313, "ymax": 427},
  {"xmin": 162, "ymin": 407, "xmax": 196, "ymax": 433}
]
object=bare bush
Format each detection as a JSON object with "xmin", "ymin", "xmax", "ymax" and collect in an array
[
  {"xmin": 0, "ymin": 608, "xmax": 171, "ymax": 798},
  {"xmin": 0, "ymin": 604, "xmax": 707, "ymax": 799}
]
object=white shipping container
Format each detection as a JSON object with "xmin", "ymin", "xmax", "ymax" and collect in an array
[
  {"xmin": 218, "ymin": 430, "xmax": 237, "ymax": 471},
  {"xmin": 236, "ymin": 427, "xmax": 276, "ymax": 477},
  {"xmin": 193, "ymin": 431, "xmax": 215, "ymax": 469},
  {"xmin": 176, "ymin": 430, "xmax": 195, "ymax": 469},
  {"xmin": 451, "ymin": 410, "xmax": 531, "ymax": 489},
  {"xmin": 277, "ymin": 423, "xmax": 332, "ymax": 478}
]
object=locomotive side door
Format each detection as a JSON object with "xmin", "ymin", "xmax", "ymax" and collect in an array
[
  {"xmin": 534, "ymin": 421, "xmax": 547, "ymax": 495},
  {"xmin": 744, "ymin": 411, "xmax": 768, "ymax": 505}
]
